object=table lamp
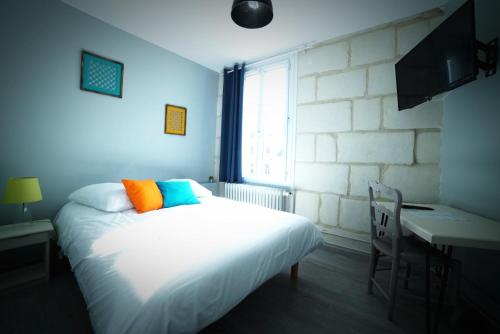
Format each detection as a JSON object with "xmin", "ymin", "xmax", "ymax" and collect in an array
[{"xmin": 2, "ymin": 177, "xmax": 43, "ymax": 223}]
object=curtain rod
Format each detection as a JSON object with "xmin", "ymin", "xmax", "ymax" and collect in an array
[{"xmin": 224, "ymin": 42, "xmax": 315, "ymax": 73}]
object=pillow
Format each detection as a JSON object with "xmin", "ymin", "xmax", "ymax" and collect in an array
[
  {"xmin": 156, "ymin": 181, "xmax": 200, "ymax": 208},
  {"xmin": 166, "ymin": 179, "xmax": 212, "ymax": 197},
  {"xmin": 68, "ymin": 183, "xmax": 133, "ymax": 212},
  {"xmin": 122, "ymin": 179, "xmax": 163, "ymax": 213}
]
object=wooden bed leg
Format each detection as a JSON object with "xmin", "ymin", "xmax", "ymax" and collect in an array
[{"xmin": 291, "ymin": 263, "xmax": 299, "ymax": 280}]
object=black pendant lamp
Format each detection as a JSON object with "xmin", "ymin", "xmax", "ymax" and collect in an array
[{"xmin": 231, "ymin": 0, "xmax": 273, "ymax": 29}]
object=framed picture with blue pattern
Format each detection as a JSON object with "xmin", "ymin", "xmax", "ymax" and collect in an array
[{"xmin": 80, "ymin": 50, "xmax": 124, "ymax": 98}]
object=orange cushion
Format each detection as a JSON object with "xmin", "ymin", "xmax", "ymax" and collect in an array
[{"xmin": 122, "ymin": 179, "xmax": 163, "ymax": 213}]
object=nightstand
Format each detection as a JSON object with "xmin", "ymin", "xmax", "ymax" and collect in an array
[
  {"xmin": 0, "ymin": 219, "xmax": 54, "ymax": 289},
  {"xmin": 200, "ymin": 182, "xmax": 220, "ymax": 196}
]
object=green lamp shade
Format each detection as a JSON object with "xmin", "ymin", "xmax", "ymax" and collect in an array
[{"xmin": 2, "ymin": 177, "xmax": 43, "ymax": 204}]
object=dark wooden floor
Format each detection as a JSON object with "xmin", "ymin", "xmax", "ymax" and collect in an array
[{"xmin": 0, "ymin": 245, "xmax": 493, "ymax": 334}]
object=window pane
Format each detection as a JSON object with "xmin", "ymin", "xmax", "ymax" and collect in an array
[
  {"xmin": 242, "ymin": 73, "xmax": 260, "ymax": 179},
  {"xmin": 260, "ymin": 66, "xmax": 288, "ymax": 183},
  {"xmin": 242, "ymin": 62, "xmax": 289, "ymax": 185}
]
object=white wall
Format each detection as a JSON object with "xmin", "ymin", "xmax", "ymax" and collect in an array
[
  {"xmin": 0, "ymin": 0, "xmax": 219, "ymax": 223},
  {"xmin": 440, "ymin": 0, "xmax": 500, "ymax": 323}
]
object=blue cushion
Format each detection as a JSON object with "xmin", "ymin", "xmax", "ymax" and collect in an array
[{"xmin": 156, "ymin": 181, "xmax": 200, "ymax": 208}]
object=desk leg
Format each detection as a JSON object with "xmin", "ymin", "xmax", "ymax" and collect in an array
[
  {"xmin": 433, "ymin": 246, "xmax": 453, "ymax": 334},
  {"xmin": 449, "ymin": 259, "xmax": 463, "ymax": 327},
  {"xmin": 44, "ymin": 239, "xmax": 50, "ymax": 282},
  {"xmin": 425, "ymin": 251, "xmax": 431, "ymax": 334},
  {"xmin": 291, "ymin": 263, "xmax": 299, "ymax": 280}
]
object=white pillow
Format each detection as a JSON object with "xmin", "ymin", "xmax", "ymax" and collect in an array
[
  {"xmin": 166, "ymin": 179, "xmax": 213, "ymax": 197},
  {"xmin": 68, "ymin": 183, "xmax": 133, "ymax": 212}
]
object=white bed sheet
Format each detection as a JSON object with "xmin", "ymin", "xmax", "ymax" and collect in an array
[{"xmin": 54, "ymin": 196, "xmax": 323, "ymax": 334}]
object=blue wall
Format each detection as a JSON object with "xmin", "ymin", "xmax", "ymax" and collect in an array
[
  {"xmin": 440, "ymin": 0, "xmax": 500, "ymax": 322},
  {"xmin": 0, "ymin": 0, "xmax": 219, "ymax": 222}
]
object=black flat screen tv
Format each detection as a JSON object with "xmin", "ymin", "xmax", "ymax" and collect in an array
[{"xmin": 396, "ymin": 0, "xmax": 477, "ymax": 110}]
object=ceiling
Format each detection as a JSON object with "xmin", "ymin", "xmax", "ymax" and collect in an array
[{"xmin": 61, "ymin": 0, "xmax": 447, "ymax": 72}]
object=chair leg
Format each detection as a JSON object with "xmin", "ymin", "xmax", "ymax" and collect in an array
[
  {"xmin": 387, "ymin": 255, "xmax": 400, "ymax": 321},
  {"xmin": 367, "ymin": 246, "xmax": 378, "ymax": 294},
  {"xmin": 404, "ymin": 262, "xmax": 411, "ymax": 289},
  {"xmin": 425, "ymin": 251, "xmax": 431, "ymax": 334}
]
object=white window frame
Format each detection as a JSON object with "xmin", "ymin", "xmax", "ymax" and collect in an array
[{"xmin": 242, "ymin": 53, "xmax": 297, "ymax": 187}]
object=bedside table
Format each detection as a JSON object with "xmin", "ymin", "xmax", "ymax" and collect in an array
[
  {"xmin": 200, "ymin": 182, "xmax": 220, "ymax": 196},
  {"xmin": 0, "ymin": 219, "xmax": 54, "ymax": 290}
]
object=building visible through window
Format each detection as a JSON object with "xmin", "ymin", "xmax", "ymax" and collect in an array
[{"xmin": 241, "ymin": 55, "xmax": 296, "ymax": 186}]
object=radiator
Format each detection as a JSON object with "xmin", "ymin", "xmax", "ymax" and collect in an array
[{"xmin": 223, "ymin": 183, "xmax": 294, "ymax": 212}]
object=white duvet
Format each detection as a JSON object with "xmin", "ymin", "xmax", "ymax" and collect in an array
[{"xmin": 54, "ymin": 196, "xmax": 323, "ymax": 334}]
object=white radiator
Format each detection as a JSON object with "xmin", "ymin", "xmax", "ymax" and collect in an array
[{"xmin": 223, "ymin": 183, "xmax": 294, "ymax": 212}]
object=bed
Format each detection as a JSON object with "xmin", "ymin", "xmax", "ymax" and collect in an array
[{"xmin": 54, "ymin": 188, "xmax": 323, "ymax": 333}]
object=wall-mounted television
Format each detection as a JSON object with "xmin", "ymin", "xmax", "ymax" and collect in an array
[{"xmin": 396, "ymin": 0, "xmax": 477, "ymax": 110}]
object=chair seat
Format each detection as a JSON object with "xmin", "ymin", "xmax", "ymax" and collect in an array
[{"xmin": 372, "ymin": 237, "xmax": 446, "ymax": 264}]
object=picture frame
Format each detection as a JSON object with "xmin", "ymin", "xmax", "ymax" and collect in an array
[
  {"xmin": 164, "ymin": 104, "xmax": 187, "ymax": 136},
  {"xmin": 80, "ymin": 50, "xmax": 124, "ymax": 98}
]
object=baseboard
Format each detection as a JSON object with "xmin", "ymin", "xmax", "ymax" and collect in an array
[
  {"xmin": 321, "ymin": 233, "xmax": 370, "ymax": 254},
  {"xmin": 320, "ymin": 242, "xmax": 368, "ymax": 258}
]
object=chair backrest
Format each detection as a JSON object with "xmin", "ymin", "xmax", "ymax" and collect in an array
[{"xmin": 368, "ymin": 180, "xmax": 403, "ymax": 252}]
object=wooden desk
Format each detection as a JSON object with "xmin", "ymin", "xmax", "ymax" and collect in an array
[
  {"xmin": 378, "ymin": 204, "xmax": 500, "ymax": 333},
  {"xmin": 397, "ymin": 204, "xmax": 500, "ymax": 250}
]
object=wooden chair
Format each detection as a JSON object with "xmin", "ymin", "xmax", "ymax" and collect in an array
[{"xmin": 367, "ymin": 181, "xmax": 451, "ymax": 333}]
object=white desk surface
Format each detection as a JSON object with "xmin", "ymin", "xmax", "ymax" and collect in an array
[
  {"xmin": 385, "ymin": 204, "xmax": 500, "ymax": 250},
  {"xmin": 0, "ymin": 220, "xmax": 53, "ymax": 241}
]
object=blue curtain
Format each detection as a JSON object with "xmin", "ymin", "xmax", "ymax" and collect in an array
[{"xmin": 219, "ymin": 63, "xmax": 245, "ymax": 183}]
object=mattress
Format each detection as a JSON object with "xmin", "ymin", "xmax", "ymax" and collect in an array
[{"xmin": 54, "ymin": 196, "xmax": 323, "ymax": 333}]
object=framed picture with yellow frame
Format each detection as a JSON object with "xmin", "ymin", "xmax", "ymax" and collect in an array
[{"xmin": 164, "ymin": 104, "xmax": 187, "ymax": 136}]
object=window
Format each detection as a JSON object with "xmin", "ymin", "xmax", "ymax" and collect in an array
[{"xmin": 241, "ymin": 55, "xmax": 296, "ymax": 186}]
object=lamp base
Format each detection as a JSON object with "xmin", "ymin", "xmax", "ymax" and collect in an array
[{"xmin": 15, "ymin": 203, "xmax": 32, "ymax": 223}]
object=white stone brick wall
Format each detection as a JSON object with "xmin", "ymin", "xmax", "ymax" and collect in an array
[
  {"xmin": 295, "ymin": 134, "xmax": 315, "ymax": 162},
  {"xmin": 397, "ymin": 20, "xmax": 430, "ymax": 56},
  {"xmin": 351, "ymin": 27, "xmax": 396, "ymax": 66},
  {"xmin": 368, "ymin": 62, "xmax": 397, "ymax": 96},
  {"xmin": 316, "ymin": 135, "xmax": 336, "ymax": 162},
  {"xmin": 211, "ymin": 10, "xmax": 444, "ymax": 253},
  {"xmin": 295, "ymin": 163, "xmax": 349, "ymax": 194},
  {"xmin": 383, "ymin": 96, "xmax": 442, "ymax": 129},
  {"xmin": 339, "ymin": 198, "xmax": 371, "ymax": 233},
  {"xmin": 317, "ymin": 69, "xmax": 366, "ymax": 100},
  {"xmin": 353, "ymin": 98, "xmax": 381, "ymax": 131},
  {"xmin": 416, "ymin": 131, "xmax": 440, "ymax": 163},
  {"xmin": 297, "ymin": 77, "xmax": 316, "ymax": 103},
  {"xmin": 296, "ymin": 102, "xmax": 351, "ymax": 133},
  {"xmin": 298, "ymin": 42, "xmax": 349, "ymax": 76},
  {"xmin": 350, "ymin": 166, "xmax": 380, "ymax": 197},
  {"xmin": 382, "ymin": 165, "xmax": 440, "ymax": 202},
  {"xmin": 337, "ymin": 132, "xmax": 415, "ymax": 164},
  {"xmin": 319, "ymin": 193, "xmax": 340, "ymax": 226},
  {"xmin": 294, "ymin": 12, "xmax": 443, "ymax": 252},
  {"xmin": 295, "ymin": 191, "xmax": 320, "ymax": 223}
]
